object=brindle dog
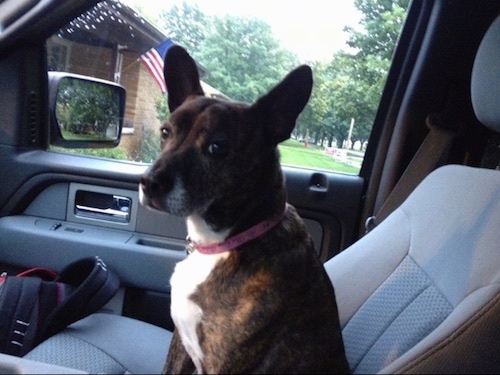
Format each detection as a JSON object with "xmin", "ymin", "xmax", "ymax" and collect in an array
[{"xmin": 139, "ymin": 45, "xmax": 350, "ymax": 374}]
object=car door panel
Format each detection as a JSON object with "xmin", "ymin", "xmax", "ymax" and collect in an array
[
  {"xmin": 0, "ymin": 147, "xmax": 366, "ymax": 327},
  {"xmin": 0, "ymin": 152, "xmax": 365, "ymax": 263},
  {"xmin": 283, "ymin": 166, "xmax": 365, "ymax": 260},
  {"xmin": 0, "ymin": 160, "xmax": 365, "ymax": 267}
]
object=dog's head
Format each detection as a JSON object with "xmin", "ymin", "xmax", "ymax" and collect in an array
[{"xmin": 140, "ymin": 45, "xmax": 312, "ymax": 231}]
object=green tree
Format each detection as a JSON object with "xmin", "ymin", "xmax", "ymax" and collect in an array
[
  {"xmin": 294, "ymin": 0, "xmax": 410, "ymax": 149},
  {"xmin": 56, "ymin": 78, "xmax": 119, "ymax": 138},
  {"xmin": 326, "ymin": 0, "xmax": 410, "ymax": 148},
  {"xmin": 137, "ymin": 127, "xmax": 162, "ymax": 163},
  {"xmin": 157, "ymin": 2, "xmax": 209, "ymax": 55},
  {"xmin": 346, "ymin": 0, "xmax": 410, "ymax": 60},
  {"xmin": 197, "ymin": 15, "xmax": 299, "ymax": 103},
  {"xmin": 302, "ymin": 56, "xmax": 364, "ymax": 148},
  {"xmin": 156, "ymin": 5, "xmax": 298, "ymax": 106},
  {"xmin": 152, "ymin": 0, "xmax": 410, "ymax": 152},
  {"xmin": 155, "ymin": 94, "xmax": 169, "ymax": 123},
  {"xmin": 135, "ymin": 96, "xmax": 167, "ymax": 163}
]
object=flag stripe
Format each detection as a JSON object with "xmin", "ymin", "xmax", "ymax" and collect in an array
[
  {"xmin": 140, "ymin": 39, "xmax": 175, "ymax": 93},
  {"xmin": 140, "ymin": 49, "xmax": 167, "ymax": 92}
]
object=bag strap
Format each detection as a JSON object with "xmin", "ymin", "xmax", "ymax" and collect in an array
[
  {"xmin": 0, "ymin": 277, "xmax": 43, "ymax": 356},
  {"xmin": 0, "ymin": 256, "xmax": 120, "ymax": 356},
  {"xmin": 38, "ymin": 256, "xmax": 120, "ymax": 343},
  {"xmin": 16, "ymin": 267, "xmax": 58, "ymax": 281}
]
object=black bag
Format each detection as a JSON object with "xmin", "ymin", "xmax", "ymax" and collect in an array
[{"xmin": 0, "ymin": 256, "xmax": 120, "ymax": 356}]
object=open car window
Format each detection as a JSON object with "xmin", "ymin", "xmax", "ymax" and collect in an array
[{"xmin": 47, "ymin": 0, "xmax": 411, "ymax": 175}]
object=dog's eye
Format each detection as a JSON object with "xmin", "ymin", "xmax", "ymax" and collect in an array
[
  {"xmin": 207, "ymin": 141, "xmax": 229, "ymax": 157},
  {"xmin": 160, "ymin": 127, "xmax": 170, "ymax": 142}
]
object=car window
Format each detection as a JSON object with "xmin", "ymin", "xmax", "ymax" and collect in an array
[{"xmin": 46, "ymin": 0, "xmax": 410, "ymax": 175}]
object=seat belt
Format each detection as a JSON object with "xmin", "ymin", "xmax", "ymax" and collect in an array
[{"xmin": 365, "ymin": 108, "xmax": 462, "ymax": 233}]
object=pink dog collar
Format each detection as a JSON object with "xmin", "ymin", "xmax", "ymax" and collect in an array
[{"xmin": 186, "ymin": 204, "xmax": 289, "ymax": 255}]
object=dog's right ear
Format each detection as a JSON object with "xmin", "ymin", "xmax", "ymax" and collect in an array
[
  {"xmin": 164, "ymin": 45, "xmax": 205, "ymax": 112},
  {"xmin": 251, "ymin": 65, "xmax": 313, "ymax": 145}
]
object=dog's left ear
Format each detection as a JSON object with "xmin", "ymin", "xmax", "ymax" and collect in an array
[
  {"xmin": 164, "ymin": 45, "xmax": 205, "ymax": 112},
  {"xmin": 251, "ymin": 65, "xmax": 313, "ymax": 145}
]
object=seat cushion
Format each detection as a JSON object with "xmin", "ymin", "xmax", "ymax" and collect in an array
[
  {"xmin": 24, "ymin": 313, "xmax": 173, "ymax": 374},
  {"xmin": 326, "ymin": 165, "xmax": 500, "ymax": 373},
  {"xmin": 342, "ymin": 256, "xmax": 453, "ymax": 373}
]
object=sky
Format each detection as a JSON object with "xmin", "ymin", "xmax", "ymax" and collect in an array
[{"xmin": 125, "ymin": 0, "xmax": 362, "ymax": 62}]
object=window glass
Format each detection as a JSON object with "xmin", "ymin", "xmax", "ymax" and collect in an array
[{"xmin": 47, "ymin": 0, "xmax": 410, "ymax": 174}]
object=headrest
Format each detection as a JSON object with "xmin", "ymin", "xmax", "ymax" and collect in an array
[{"xmin": 471, "ymin": 15, "xmax": 500, "ymax": 133}]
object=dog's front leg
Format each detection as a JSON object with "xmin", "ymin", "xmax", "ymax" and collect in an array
[{"xmin": 163, "ymin": 329, "xmax": 196, "ymax": 374}]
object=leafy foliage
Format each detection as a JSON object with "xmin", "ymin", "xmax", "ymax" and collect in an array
[
  {"xmin": 157, "ymin": 2, "xmax": 208, "ymax": 54},
  {"xmin": 302, "ymin": 0, "xmax": 410, "ymax": 148},
  {"xmin": 346, "ymin": 0, "xmax": 410, "ymax": 60},
  {"xmin": 197, "ymin": 15, "xmax": 299, "ymax": 103},
  {"xmin": 158, "ymin": 5, "xmax": 299, "ymax": 104},
  {"xmin": 56, "ymin": 77, "xmax": 119, "ymax": 138},
  {"xmin": 137, "ymin": 127, "xmax": 162, "ymax": 163},
  {"xmin": 155, "ymin": 0, "xmax": 410, "ymax": 151}
]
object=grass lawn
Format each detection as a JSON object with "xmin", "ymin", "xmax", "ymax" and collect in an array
[
  {"xmin": 278, "ymin": 139, "xmax": 361, "ymax": 174},
  {"xmin": 61, "ymin": 130, "xmax": 115, "ymax": 141}
]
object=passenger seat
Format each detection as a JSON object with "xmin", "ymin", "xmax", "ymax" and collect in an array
[
  {"xmin": 25, "ymin": 313, "xmax": 173, "ymax": 373},
  {"xmin": 325, "ymin": 14, "xmax": 500, "ymax": 374}
]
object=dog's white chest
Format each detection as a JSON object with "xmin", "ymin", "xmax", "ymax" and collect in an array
[{"xmin": 170, "ymin": 250, "xmax": 229, "ymax": 372}]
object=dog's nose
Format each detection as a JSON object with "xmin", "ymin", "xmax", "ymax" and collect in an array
[
  {"xmin": 140, "ymin": 174, "xmax": 159, "ymax": 197},
  {"xmin": 139, "ymin": 175, "xmax": 148, "ymax": 188},
  {"xmin": 141, "ymin": 167, "xmax": 175, "ymax": 200}
]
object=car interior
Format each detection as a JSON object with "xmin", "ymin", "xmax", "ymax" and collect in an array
[{"xmin": 0, "ymin": 0, "xmax": 499, "ymax": 373}]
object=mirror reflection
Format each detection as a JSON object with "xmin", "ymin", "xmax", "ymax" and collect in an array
[{"xmin": 56, "ymin": 77, "xmax": 121, "ymax": 142}]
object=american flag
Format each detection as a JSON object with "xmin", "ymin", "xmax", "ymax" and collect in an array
[{"xmin": 140, "ymin": 39, "xmax": 174, "ymax": 93}]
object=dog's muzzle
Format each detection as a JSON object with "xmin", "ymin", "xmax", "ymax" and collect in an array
[{"xmin": 139, "ymin": 167, "xmax": 165, "ymax": 210}]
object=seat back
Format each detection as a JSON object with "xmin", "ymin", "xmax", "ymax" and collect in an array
[{"xmin": 325, "ymin": 15, "xmax": 500, "ymax": 374}]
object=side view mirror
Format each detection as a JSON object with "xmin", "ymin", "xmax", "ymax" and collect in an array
[{"xmin": 48, "ymin": 72, "xmax": 126, "ymax": 148}]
